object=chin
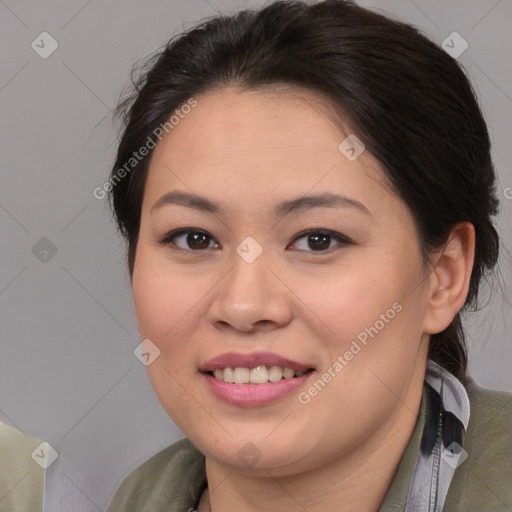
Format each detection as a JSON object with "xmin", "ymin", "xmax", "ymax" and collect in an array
[{"xmin": 191, "ymin": 429, "xmax": 316, "ymax": 473}]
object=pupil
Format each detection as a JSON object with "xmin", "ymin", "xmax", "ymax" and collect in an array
[
  {"xmin": 188, "ymin": 232, "xmax": 209, "ymax": 249},
  {"xmin": 309, "ymin": 234, "xmax": 330, "ymax": 251}
]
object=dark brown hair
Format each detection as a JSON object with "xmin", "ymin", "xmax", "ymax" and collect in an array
[{"xmin": 107, "ymin": 0, "xmax": 500, "ymax": 383}]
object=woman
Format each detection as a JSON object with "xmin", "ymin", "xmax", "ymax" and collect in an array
[{"xmin": 105, "ymin": 0, "xmax": 511, "ymax": 510}]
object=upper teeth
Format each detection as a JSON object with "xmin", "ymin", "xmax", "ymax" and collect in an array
[{"xmin": 212, "ymin": 366, "xmax": 307, "ymax": 384}]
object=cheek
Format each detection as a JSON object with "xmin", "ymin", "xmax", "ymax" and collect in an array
[
  {"xmin": 312, "ymin": 256, "xmax": 427, "ymax": 378},
  {"xmin": 132, "ymin": 245, "xmax": 191, "ymax": 340},
  {"xmin": 132, "ymin": 258, "xmax": 204, "ymax": 427},
  {"xmin": 308, "ymin": 267, "xmax": 400, "ymax": 344},
  {"xmin": 132, "ymin": 271, "xmax": 171, "ymax": 358},
  {"xmin": 132, "ymin": 247, "xmax": 209, "ymax": 379}
]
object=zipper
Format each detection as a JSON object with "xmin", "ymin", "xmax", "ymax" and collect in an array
[{"xmin": 428, "ymin": 398, "xmax": 444, "ymax": 511}]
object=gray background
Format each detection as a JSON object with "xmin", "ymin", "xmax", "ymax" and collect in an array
[{"xmin": 1, "ymin": 0, "xmax": 511, "ymax": 510}]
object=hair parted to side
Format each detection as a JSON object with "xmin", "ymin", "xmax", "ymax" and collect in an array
[{"xmin": 107, "ymin": 0, "xmax": 500, "ymax": 383}]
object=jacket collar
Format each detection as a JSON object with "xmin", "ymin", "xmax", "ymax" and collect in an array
[{"xmin": 379, "ymin": 359, "xmax": 470, "ymax": 512}]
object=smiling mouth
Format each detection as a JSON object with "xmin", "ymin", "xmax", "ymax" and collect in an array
[{"xmin": 206, "ymin": 366, "xmax": 315, "ymax": 384}]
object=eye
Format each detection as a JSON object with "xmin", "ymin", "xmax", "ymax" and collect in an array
[
  {"xmin": 288, "ymin": 229, "xmax": 352, "ymax": 252},
  {"xmin": 158, "ymin": 228, "xmax": 219, "ymax": 251},
  {"xmin": 158, "ymin": 228, "xmax": 352, "ymax": 253}
]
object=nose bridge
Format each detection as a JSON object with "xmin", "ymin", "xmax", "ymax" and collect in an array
[
  {"xmin": 210, "ymin": 236, "xmax": 291, "ymax": 332},
  {"xmin": 226, "ymin": 237, "xmax": 271, "ymax": 309}
]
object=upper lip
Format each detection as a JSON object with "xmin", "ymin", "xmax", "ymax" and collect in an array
[{"xmin": 200, "ymin": 352, "xmax": 315, "ymax": 372}]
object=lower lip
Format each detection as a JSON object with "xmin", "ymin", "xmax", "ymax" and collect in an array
[{"xmin": 201, "ymin": 371, "xmax": 315, "ymax": 406}]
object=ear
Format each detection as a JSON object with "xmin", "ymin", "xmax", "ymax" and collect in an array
[{"xmin": 423, "ymin": 222, "xmax": 476, "ymax": 335}]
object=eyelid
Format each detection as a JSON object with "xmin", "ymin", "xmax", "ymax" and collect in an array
[
  {"xmin": 290, "ymin": 228, "xmax": 352, "ymax": 248},
  {"xmin": 157, "ymin": 227, "xmax": 218, "ymax": 251},
  {"xmin": 157, "ymin": 227, "xmax": 352, "ymax": 252}
]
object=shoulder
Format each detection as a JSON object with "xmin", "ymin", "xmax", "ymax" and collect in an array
[
  {"xmin": 465, "ymin": 379, "xmax": 512, "ymax": 424},
  {"xmin": 0, "ymin": 422, "xmax": 47, "ymax": 512},
  {"xmin": 445, "ymin": 380, "xmax": 512, "ymax": 511},
  {"xmin": 106, "ymin": 437, "xmax": 206, "ymax": 512},
  {"xmin": 0, "ymin": 421, "xmax": 45, "ymax": 453},
  {"xmin": 464, "ymin": 380, "xmax": 512, "ymax": 464},
  {"xmin": 465, "ymin": 380, "xmax": 512, "ymax": 466}
]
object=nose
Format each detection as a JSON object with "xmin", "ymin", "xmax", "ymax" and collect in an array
[{"xmin": 207, "ymin": 249, "xmax": 293, "ymax": 334}]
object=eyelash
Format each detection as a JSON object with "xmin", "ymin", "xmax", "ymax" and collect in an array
[{"xmin": 157, "ymin": 227, "xmax": 352, "ymax": 254}]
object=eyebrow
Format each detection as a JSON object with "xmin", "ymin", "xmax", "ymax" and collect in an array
[{"xmin": 150, "ymin": 190, "xmax": 370, "ymax": 217}]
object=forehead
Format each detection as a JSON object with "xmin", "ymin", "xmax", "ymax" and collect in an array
[
  {"xmin": 144, "ymin": 85, "xmax": 394, "ymax": 209},
  {"xmin": 155, "ymin": 84, "xmax": 354, "ymax": 153}
]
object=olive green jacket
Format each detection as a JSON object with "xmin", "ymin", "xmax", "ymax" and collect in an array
[
  {"xmin": 107, "ymin": 380, "xmax": 512, "ymax": 511},
  {"xmin": 0, "ymin": 423, "xmax": 46, "ymax": 512}
]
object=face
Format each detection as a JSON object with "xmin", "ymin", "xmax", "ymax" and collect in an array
[{"xmin": 132, "ymin": 86, "xmax": 433, "ymax": 475}]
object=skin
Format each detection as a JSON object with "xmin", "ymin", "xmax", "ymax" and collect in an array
[{"xmin": 131, "ymin": 85, "xmax": 475, "ymax": 511}]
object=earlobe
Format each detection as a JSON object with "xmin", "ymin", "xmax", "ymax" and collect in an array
[{"xmin": 423, "ymin": 222, "xmax": 476, "ymax": 335}]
